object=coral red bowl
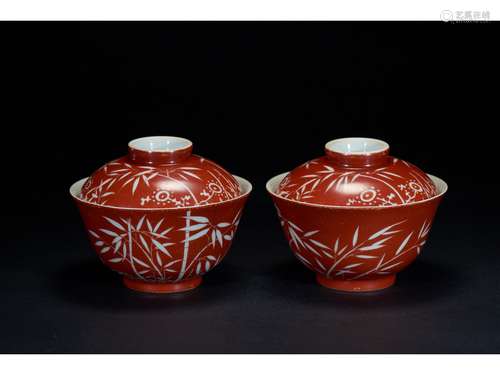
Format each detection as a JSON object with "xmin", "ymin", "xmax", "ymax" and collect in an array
[
  {"xmin": 71, "ymin": 176, "xmax": 251, "ymax": 293},
  {"xmin": 266, "ymin": 138, "xmax": 447, "ymax": 292},
  {"xmin": 267, "ymin": 173, "xmax": 447, "ymax": 292},
  {"xmin": 70, "ymin": 136, "xmax": 252, "ymax": 293}
]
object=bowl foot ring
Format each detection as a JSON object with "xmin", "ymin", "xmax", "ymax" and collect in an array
[
  {"xmin": 316, "ymin": 274, "xmax": 396, "ymax": 292},
  {"xmin": 123, "ymin": 276, "xmax": 202, "ymax": 294}
]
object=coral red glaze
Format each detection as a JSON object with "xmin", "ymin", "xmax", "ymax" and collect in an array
[
  {"xmin": 277, "ymin": 138, "xmax": 437, "ymax": 207},
  {"xmin": 79, "ymin": 136, "xmax": 241, "ymax": 209},
  {"xmin": 71, "ymin": 136, "xmax": 252, "ymax": 293},
  {"xmin": 267, "ymin": 138, "xmax": 447, "ymax": 292}
]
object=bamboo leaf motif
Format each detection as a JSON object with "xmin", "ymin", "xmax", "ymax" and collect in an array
[
  {"xmin": 343, "ymin": 263, "xmax": 362, "ymax": 270},
  {"xmin": 334, "ymin": 238, "xmax": 339, "ymax": 254},
  {"xmin": 304, "ymin": 230, "xmax": 320, "ymax": 237},
  {"xmin": 309, "ymin": 239, "xmax": 330, "ymax": 250},
  {"xmin": 146, "ymin": 219, "xmax": 153, "ymax": 232},
  {"xmin": 323, "ymin": 251, "xmax": 334, "ymax": 259},
  {"xmin": 122, "ymin": 176, "xmax": 135, "ymax": 187},
  {"xmin": 380, "ymin": 262, "xmax": 404, "ymax": 271},
  {"xmin": 189, "ymin": 216, "xmax": 209, "ymax": 223},
  {"xmin": 139, "ymin": 234, "xmax": 149, "ymax": 252},
  {"xmin": 303, "ymin": 241, "xmax": 321, "ymax": 257},
  {"xmin": 156, "ymin": 252, "xmax": 163, "ymax": 266},
  {"xmin": 147, "ymin": 172, "xmax": 159, "ymax": 181},
  {"xmin": 179, "ymin": 166, "xmax": 202, "ymax": 170},
  {"xmin": 159, "ymin": 227, "xmax": 172, "ymax": 236},
  {"xmin": 112, "ymin": 235, "xmax": 122, "ymax": 244},
  {"xmin": 216, "ymin": 230, "xmax": 223, "ymax": 247},
  {"xmin": 132, "ymin": 257, "xmax": 149, "ymax": 268},
  {"xmin": 376, "ymin": 254, "xmax": 386, "ymax": 268},
  {"xmin": 395, "ymin": 232, "xmax": 413, "ymax": 255},
  {"xmin": 211, "ymin": 230, "xmax": 216, "ymax": 247},
  {"xmin": 338, "ymin": 245, "xmax": 348, "ymax": 255},
  {"xmin": 352, "ymin": 226, "xmax": 359, "ymax": 246},
  {"xmin": 132, "ymin": 177, "xmax": 139, "ymax": 194},
  {"xmin": 184, "ymin": 228, "xmax": 210, "ymax": 243},
  {"xmin": 164, "ymin": 260, "xmax": 179, "ymax": 269},
  {"xmin": 120, "ymin": 218, "xmax": 131, "ymax": 228},
  {"xmin": 100, "ymin": 229, "xmax": 119, "ymax": 237},
  {"xmin": 182, "ymin": 171, "xmax": 202, "ymax": 180},
  {"xmin": 368, "ymin": 221, "xmax": 405, "ymax": 240},
  {"xmin": 356, "ymin": 254, "xmax": 377, "ymax": 259},
  {"xmin": 325, "ymin": 178, "xmax": 337, "ymax": 193},
  {"xmin": 315, "ymin": 258, "xmax": 326, "ymax": 271},
  {"xmin": 418, "ymin": 220, "xmax": 426, "ymax": 238},
  {"xmin": 288, "ymin": 227, "xmax": 303, "ymax": 248},
  {"xmin": 295, "ymin": 252, "xmax": 311, "ymax": 265},
  {"xmin": 358, "ymin": 236, "xmax": 393, "ymax": 251},
  {"xmin": 232, "ymin": 213, "xmax": 240, "ymax": 224},
  {"xmin": 113, "ymin": 239, "xmax": 121, "ymax": 253},
  {"xmin": 152, "ymin": 239, "xmax": 172, "ymax": 258},
  {"xmin": 104, "ymin": 217, "xmax": 126, "ymax": 231},
  {"xmin": 181, "ymin": 223, "xmax": 207, "ymax": 231},
  {"xmin": 287, "ymin": 220, "xmax": 302, "ymax": 232},
  {"xmin": 153, "ymin": 218, "xmax": 164, "ymax": 233}
]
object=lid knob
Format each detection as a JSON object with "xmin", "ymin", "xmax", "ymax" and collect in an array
[
  {"xmin": 325, "ymin": 137, "xmax": 390, "ymax": 168},
  {"xmin": 128, "ymin": 136, "xmax": 193, "ymax": 165}
]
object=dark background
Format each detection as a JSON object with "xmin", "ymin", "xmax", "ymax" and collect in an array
[{"xmin": 1, "ymin": 22, "xmax": 499, "ymax": 353}]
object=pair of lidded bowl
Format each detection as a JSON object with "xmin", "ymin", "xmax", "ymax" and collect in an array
[{"xmin": 70, "ymin": 136, "xmax": 447, "ymax": 293}]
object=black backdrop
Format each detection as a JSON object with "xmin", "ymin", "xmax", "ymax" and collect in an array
[{"xmin": 1, "ymin": 22, "xmax": 499, "ymax": 353}]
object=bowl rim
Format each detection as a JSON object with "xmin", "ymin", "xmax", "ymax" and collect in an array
[
  {"xmin": 266, "ymin": 172, "xmax": 447, "ymax": 210},
  {"xmin": 70, "ymin": 175, "xmax": 252, "ymax": 211}
]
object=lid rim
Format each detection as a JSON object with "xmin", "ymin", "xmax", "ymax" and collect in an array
[
  {"xmin": 267, "ymin": 172, "xmax": 447, "ymax": 210},
  {"xmin": 70, "ymin": 175, "xmax": 252, "ymax": 211}
]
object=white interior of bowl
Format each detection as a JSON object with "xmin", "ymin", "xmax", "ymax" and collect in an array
[
  {"xmin": 128, "ymin": 136, "xmax": 192, "ymax": 152},
  {"xmin": 325, "ymin": 137, "xmax": 389, "ymax": 155},
  {"xmin": 70, "ymin": 175, "xmax": 252, "ymax": 210},
  {"xmin": 266, "ymin": 172, "xmax": 448, "ymax": 209}
]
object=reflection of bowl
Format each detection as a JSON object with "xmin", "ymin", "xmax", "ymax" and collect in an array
[
  {"xmin": 267, "ymin": 172, "xmax": 447, "ymax": 292},
  {"xmin": 71, "ymin": 175, "xmax": 251, "ymax": 293}
]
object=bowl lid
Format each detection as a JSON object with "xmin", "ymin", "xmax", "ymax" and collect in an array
[
  {"xmin": 78, "ymin": 136, "xmax": 241, "ymax": 208},
  {"xmin": 276, "ymin": 137, "xmax": 438, "ymax": 207}
]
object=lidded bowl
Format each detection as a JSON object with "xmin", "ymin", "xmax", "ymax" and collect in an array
[
  {"xmin": 267, "ymin": 137, "xmax": 447, "ymax": 292},
  {"xmin": 70, "ymin": 136, "xmax": 252, "ymax": 293}
]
